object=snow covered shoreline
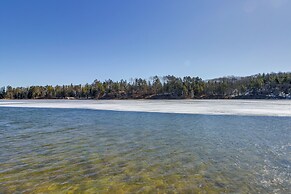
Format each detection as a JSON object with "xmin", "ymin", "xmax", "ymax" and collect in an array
[{"xmin": 0, "ymin": 99, "xmax": 291, "ymax": 117}]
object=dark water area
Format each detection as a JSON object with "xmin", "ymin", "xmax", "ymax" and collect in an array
[{"xmin": 0, "ymin": 107, "xmax": 290, "ymax": 193}]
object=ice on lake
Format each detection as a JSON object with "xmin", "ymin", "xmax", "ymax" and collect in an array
[{"xmin": 0, "ymin": 99, "xmax": 291, "ymax": 117}]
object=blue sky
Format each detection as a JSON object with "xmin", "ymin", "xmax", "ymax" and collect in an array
[{"xmin": 0, "ymin": 0, "xmax": 290, "ymax": 86}]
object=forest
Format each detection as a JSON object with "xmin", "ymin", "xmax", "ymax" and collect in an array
[{"xmin": 0, "ymin": 72, "xmax": 290, "ymax": 100}]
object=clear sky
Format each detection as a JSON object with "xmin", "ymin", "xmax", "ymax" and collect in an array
[{"xmin": 0, "ymin": 0, "xmax": 290, "ymax": 86}]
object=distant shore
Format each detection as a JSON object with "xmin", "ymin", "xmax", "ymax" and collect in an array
[{"xmin": 1, "ymin": 72, "xmax": 290, "ymax": 100}]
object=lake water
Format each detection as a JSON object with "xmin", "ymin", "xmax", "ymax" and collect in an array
[{"xmin": 0, "ymin": 101, "xmax": 290, "ymax": 193}]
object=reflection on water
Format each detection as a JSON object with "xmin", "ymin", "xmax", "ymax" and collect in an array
[{"xmin": 0, "ymin": 107, "xmax": 290, "ymax": 193}]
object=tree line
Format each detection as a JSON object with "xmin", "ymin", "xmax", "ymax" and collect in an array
[{"xmin": 0, "ymin": 72, "xmax": 290, "ymax": 100}]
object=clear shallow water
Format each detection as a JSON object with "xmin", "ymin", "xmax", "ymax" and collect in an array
[{"xmin": 0, "ymin": 107, "xmax": 290, "ymax": 193}]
